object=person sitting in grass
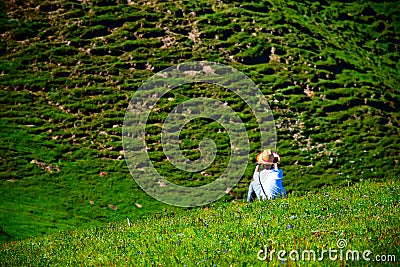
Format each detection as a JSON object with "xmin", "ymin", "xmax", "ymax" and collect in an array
[{"xmin": 247, "ymin": 149, "xmax": 287, "ymax": 202}]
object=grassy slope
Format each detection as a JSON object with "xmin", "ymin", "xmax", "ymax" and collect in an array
[
  {"xmin": 1, "ymin": 180, "xmax": 399, "ymax": 266},
  {"xmin": 0, "ymin": 0, "xmax": 399, "ymax": 241}
]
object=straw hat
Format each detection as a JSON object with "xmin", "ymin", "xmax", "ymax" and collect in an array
[{"xmin": 256, "ymin": 149, "xmax": 280, "ymax": 164}]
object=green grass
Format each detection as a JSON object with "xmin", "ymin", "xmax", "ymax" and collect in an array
[
  {"xmin": 1, "ymin": 179, "xmax": 399, "ymax": 266},
  {"xmin": 0, "ymin": 0, "xmax": 399, "ymax": 245}
]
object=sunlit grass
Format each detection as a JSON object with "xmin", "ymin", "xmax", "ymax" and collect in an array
[
  {"xmin": 0, "ymin": 0, "xmax": 399, "ymax": 247},
  {"xmin": 2, "ymin": 179, "xmax": 398, "ymax": 266}
]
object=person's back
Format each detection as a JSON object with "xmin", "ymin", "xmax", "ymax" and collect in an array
[
  {"xmin": 255, "ymin": 168, "xmax": 286, "ymax": 199},
  {"xmin": 247, "ymin": 149, "xmax": 287, "ymax": 202}
]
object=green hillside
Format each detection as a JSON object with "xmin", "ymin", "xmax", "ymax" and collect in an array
[
  {"xmin": 2, "ymin": 180, "xmax": 399, "ymax": 266},
  {"xmin": 0, "ymin": 0, "xmax": 399, "ymax": 242}
]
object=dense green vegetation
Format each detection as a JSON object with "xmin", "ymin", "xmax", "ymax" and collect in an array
[
  {"xmin": 2, "ymin": 180, "xmax": 399, "ymax": 266},
  {"xmin": 0, "ymin": 0, "xmax": 399, "ymax": 252}
]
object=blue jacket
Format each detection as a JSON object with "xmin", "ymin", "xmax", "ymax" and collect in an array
[{"xmin": 247, "ymin": 167, "xmax": 286, "ymax": 201}]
